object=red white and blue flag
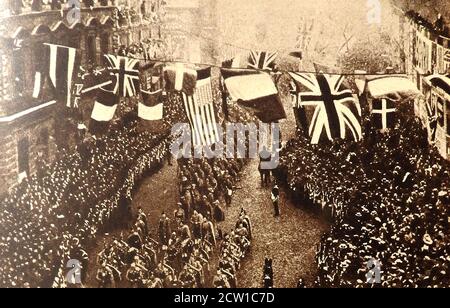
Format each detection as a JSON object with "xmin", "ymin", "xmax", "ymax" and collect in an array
[
  {"xmin": 104, "ymin": 54, "xmax": 140, "ymax": 97},
  {"xmin": 32, "ymin": 43, "xmax": 77, "ymax": 107},
  {"xmin": 182, "ymin": 67, "xmax": 220, "ymax": 147},
  {"xmin": 289, "ymin": 72, "xmax": 362, "ymax": 144},
  {"xmin": 248, "ymin": 51, "xmax": 278, "ymax": 71}
]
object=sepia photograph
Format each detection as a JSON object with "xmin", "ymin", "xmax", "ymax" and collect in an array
[{"xmin": 0, "ymin": 0, "xmax": 448, "ymax": 294}]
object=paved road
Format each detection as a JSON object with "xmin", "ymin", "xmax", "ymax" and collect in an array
[{"xmin": 217, "ymin": 158, "xmax": 329, "ymax": 288}]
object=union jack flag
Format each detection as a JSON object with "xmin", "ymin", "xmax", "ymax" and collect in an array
[
  {"xmin": 289, "ymin": 72, "xmax": 362, "ymax": 144},
  {"xmin": 248, "ymin": 51, "xmax": 278, "ymax": 71},
  {"xmin": 104, "ymin": 54, "xmax": 140, "ymax": 97}
]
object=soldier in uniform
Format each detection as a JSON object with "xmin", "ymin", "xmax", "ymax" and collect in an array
[
  {"xmin": 212, "ymin": 200, "xmax": 224, "ymax": 222},
  {"xmin": 158, "ymin": 212, "xmax": 171, "ymax": 246},
  {"xmin": 127, "ymin": 228, "xmax": 143, "ymax": 250},
  {"xmin": 201, "ymin": 217, "xmax": 216, "ymax": 247},
  {"xmin": 137, "ymin": 207, "xmax": 148, "ymax": 236},
  {"xmin": 271, "ymin": 185, "xmax": 281, "ymax": 217},
  {"xmin": 191, "ymin": 210, "xmax": 203, "ymax": 239}
]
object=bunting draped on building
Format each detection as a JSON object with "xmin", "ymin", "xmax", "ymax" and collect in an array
[
  {"xmin": 221, "ymin": 68, "xmax": 286, "ymax": 123},
  {"xmin": 289, "ymin": 72, "xmax": 362, "ymax": 144},
  {"xmin": 182, "ymin": 67, "xmax": 220, "ymax": 147}
]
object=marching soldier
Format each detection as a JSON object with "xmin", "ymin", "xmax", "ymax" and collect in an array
[{"xmin": 271, "ymin": 184, "xmax": 280, "ymax": 217}]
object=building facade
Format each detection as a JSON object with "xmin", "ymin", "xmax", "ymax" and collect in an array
[
  {"xmin": 162, "ymin": 0, "xmax": 218, "ymax": 64},
  {"xmin": 0, "ymin": 1, "xmax": 165, "ymax": 195},
  {"xmin": 401, "ymin": 11, "xmax": 450, "ymax": 160}
]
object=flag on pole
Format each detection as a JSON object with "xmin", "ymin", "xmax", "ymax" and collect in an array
[
  {"xmin": 247, "ymin": 51, "xmax": 278, "ymax": 71},
  {"xmin": 289, "ymin": 72, "xmax": 362, "ymax": 144},
  {"xmin": 104, "ymin": 54, "xmax": 140, "ymax": 97},
  {"xmin": 163, "ymin": 63, "xmax": 197, "ymax": 95},
  {"xmin": 371, "ymin": 98, "xmax": 396, "ymax": 130},
  {"xmin": 90, "ymin": 86, "xmax": 119, "ymax": 122},
  {"xmin": 221, "ymin": 68, "xmax": 286, "ymax": 123},
  {"xmin": 182, "ymin": 67, "xmax": 220, "ymax": 147},
  {"xmin": 139, "ymin": 89, "xmax": 163, "ymax": 121},
  {"xmin": 32, "ymin": 43, "xmax": 77, "ymax": 107}
]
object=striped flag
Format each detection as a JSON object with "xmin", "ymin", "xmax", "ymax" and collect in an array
[
  {"xmin": 32, "ymin": 43, "xmax": 77, "ymax": 107},
  {"xmin": 289, "ymin": 72, "xmax": 362, "ymax": 144},
  {"xmin": 90, "ymin": 86, "xmax": 119, "ymax": 122},
  {"xmin": 104, "ymin": 54, "xmax": 140, "ymax": 97},
  {"xmin": 163, "ymin": 63, "xmax": 197, "ymax": 95},
  {"xmin": 221, "ymin": 68, "xmax": 286, "ymax": 123},
  {"xmin": 182, "ymin": 67, "xmax": 220, "ymax": 147},
  {"xmin": 139, "ymin": 89, "xmax": 163, "ymax": 121},
  {"xmin": 248, "ymin": 51, "xmax": 278, "ymax": 71}
]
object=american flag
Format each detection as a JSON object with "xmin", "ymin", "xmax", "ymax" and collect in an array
[
  {"xmin": 248, "ymin": 51, "xmax": 278, "ymax": 71},
  {"xmin": 289, "ymin": 72, "xmax": 362, "ymax": 144},
  {"xmin": 182, "ymin": 67, "xmax": 220, "ymax": 147},
  {"xmin": 32, "ymin": 43, "xmax": 77, "ymax": 107},
  {"xmin": 104, "ymin": 54, "xmax": 140, "ymax": 97}
]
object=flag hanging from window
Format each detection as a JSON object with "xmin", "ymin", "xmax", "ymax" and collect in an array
[
  {"xmin": 289, "ymin": 72, "xmax": 362, "ymax": 144},
  {"xmin": 104, "ymin": 54, "xmax": 140, "ymax": 97},
  {"xmin": 139, "ymin": 89, "xmax": 163, "ymax": 121},
  {"xmin": 32, "ymin": 43, "xmax": 77, "ymax": 107},
  {"xmin": 221, "ymin": 68, "xmax": 286, "ymax": 123},
  {"xmin": 182, "ymin": 67, "xmax": 220, "ymax": 147}
]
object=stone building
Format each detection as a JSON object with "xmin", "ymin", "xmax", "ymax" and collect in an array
[{"xmin": 0, "ymin": 1, "xmax": 165, "ymax": 196}]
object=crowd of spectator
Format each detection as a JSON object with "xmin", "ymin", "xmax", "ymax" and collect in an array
[
  {"xmin": 277, "ymin": 103, "xmax": 449, "ymax": 287},
  {"xmin": 0, "ymin": 87, "xmax": 189, "ymax": 288}
]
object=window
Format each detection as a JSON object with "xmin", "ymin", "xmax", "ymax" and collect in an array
[
  {"xmin": 17, "ymin": 137, "xmax": 30, "ymax": 176},
  {"xmin": 38, "ymin": 128, "xmax": 49, "ymax": 157},
  {"xmin": 86, "ymin": 35, "xmax": 97, "ymax": 65},
  {"xmin": 12, "ymin": 48, "xmax": 25, "ymax": 97},
  {"xmin": 100, "ymin": 33, "xmax": 110, "ymax": 65}
]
